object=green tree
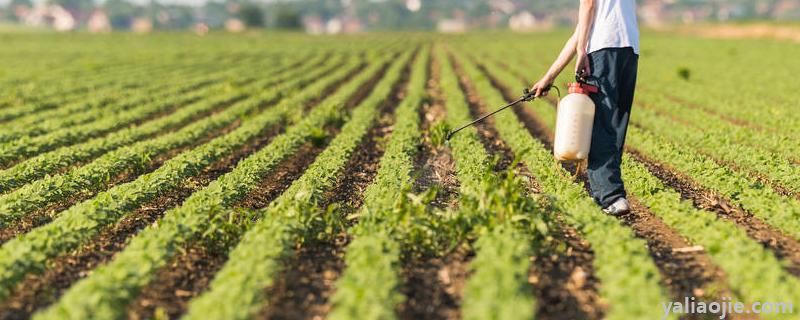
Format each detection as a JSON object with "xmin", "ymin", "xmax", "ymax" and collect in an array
[
  {"xmin": 202, "ymin": 1, "xmax": 229, "ymax": 28},
  {"xmin": 104, "ymin": 0, "xmax": 137, "ymax": 28},
  {"xmin": 48, "ymin": 0, "xmax": 94, "ymax": 12},
  {"xmin": 238, "ymin": 3, "xmax": 263, "ymax": 27},
  {"xmin": 6, "ymin": 0, "xmax": 33, "ymax": 20},
  {"xmin": 273, "ymin": 3, "xmax": 301, "ymax": 29}
]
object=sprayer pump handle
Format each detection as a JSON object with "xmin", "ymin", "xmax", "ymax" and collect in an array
[{"xmin": 522, "ymin": 88, "xmax": 535, "ymax": 101}]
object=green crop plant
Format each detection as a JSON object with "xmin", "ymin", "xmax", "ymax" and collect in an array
[{"xmin": 31, "ymin": 51, "xmax": 400, "ymax": 319}]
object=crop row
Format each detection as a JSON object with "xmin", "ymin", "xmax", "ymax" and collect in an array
[
  {"xmin": 327, "ymin": 46, "xmax": 429, "ymax": 319},
  {"xmin": 496, "ymin": 33, "xmax": 800, "ymax": 137},
  {"xmin": 0, "ymin": 51, "xmax": 274, "ymax": 116},
  {"xmin": 182, "ymin": 49, "xmax": 414, "ymax": 320},
  {"xmin": 0, "ymin": 60, "xmax": 252, "ymax": 145},
  {"xmin": 442, "ymin": 47, "xmax": 551, "ymax": 320},
  {"xmin": 630, "ymin": 104, "xmax": 800, "ymax": 195},
  {"xmin": 620, "ymin": 156, "xmax": 800, "ymax": 318},
  {"xmin": 0, "ymin": 61, "xmax": 168, "ymax": 119},
  {"xmin": 451, "ymin": 48, "xmax": 670, "ymax": 319},
  {"xmin": 0, "ymin": 52, "xmax": 273, "ymax": 132},
  {"xmin": 627, "ymin": 126, "xmax": 800, "ymax": 250},
  {"xmin": 0, "ymin": 60, "xmax": 256, "ymax": 144},
  {"xmin": 0, "ymin": 52, "xmax": 331, "ymax": 196},
  {"xmin": 31, "ymin": 50, "xmax": 396, "ymax": 319},
  {"xmin": 0, "ymin": 49, "xmax": 384, "ymax": 308},
  {"xmin": 0, "ymin": 54, "xmax": 352, "ymax": 228},
  {"xmin": 0, "ymin": 66, "xmax": 262, "ymax": 167},
  {"xmin": 472, "ymin": 46, "xmax": 800, "ymax": 318},
  {"xmin": 637, "ymin": 36, "xmax": 800, "ymax": 137},
  {"xmin": 479, "ymin": 46, "xmax": 800, "ymax": 242},
  {"xmin": 635, "ymin": 93, "xmax": 800, "ymax": 164},
  {"xmin": 0, "ymin": 58, "xmax": 224, "ymax": 123}
]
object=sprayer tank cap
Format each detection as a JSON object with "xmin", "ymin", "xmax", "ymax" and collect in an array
[{"xmin": 568, "ymin": 82, "xmax": 599, "ymax": 95}]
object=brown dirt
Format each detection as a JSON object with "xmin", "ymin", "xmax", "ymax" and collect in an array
[
  {"xmin": 319, "ymin": 100, "xmax": 397, "ymax": 213},
  {"xmin": 0, "ymin": 118, "xmax": 242, "ymax": 245},
  {"xmin": 126, "ymin": 142, "xmax": 327, "ymax": 320},
  {"xmin": 260, "ymin": 50, "xmax": 416, "ymax": 320},
  {"xmin": 634, "ymin": 105, "xmax": 800, "ymax": 197},
  {"xmin": 124, "ymin": 59, "xmax": 378, "ymax": 319},
  {"xmin": 125, "ymin": 245, "xmax": 227, "ymax": 320},
  {"xmin": 304, "ymin": 63, "xmax": 367, "ymax": 113},
  {"xmin": 628, "ymin": 149, "xmax": 800, "ymax": 277},
  {"xmin": 0, "ymin": 58, "xmax": 360, "ymax": 244},
  {"xmin": 0, "ymin": 117, "xmax": 285, "ymax": 319},
  {"xmin": 530, "ymin": 220, "xmax": 605, "ymax": 320},
  {"xmin": 398, "ymin": 245, "xmax": 472, "ymax": 320},
  {"xmin": 320, "ymin": 54, "xmax": 411, "ymax": 213},
  {"xmin": 625, "ymin": 199, "xmax": 733, "ymax": 309},
  {"xmin": 0, "ymin": 182, "xmax": 194, "ymax": 320},
  {"xmin": 459, "ymin": 56, "xmax": 609, "ymax": 320},
  {"xmin": 413, "ymin": 49, "xmax": 460, "ymax": 209},
  {"xmin": 449, "ymin": 54, "xmax": 515, "ymax": 172},
  {"xmin": 473, "ymin": 57, "xmax": 739, "ymax": 318},
  {"xmin": 256, "ymin": 235, "xmax": 348, "ymax": 320},
  {"xmin": 395, "ymin": 51, "xmax": 472, "ymax": 320},
  {"xmin": 0, "ymin": 78, "xmax": 220, "ymax": 170}
]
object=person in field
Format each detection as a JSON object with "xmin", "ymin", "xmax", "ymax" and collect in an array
[{"xmin": 531, "ymin": 0, "xmax": 639, "ymax": 215}]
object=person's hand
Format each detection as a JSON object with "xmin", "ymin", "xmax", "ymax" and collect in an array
[
  {"xmin": 531, "ymin": 75, "xmax": 554, "ymax": 97},
  {"xmin": 575, "ymin": 51, "xmax": 591, "ymax": 79}
]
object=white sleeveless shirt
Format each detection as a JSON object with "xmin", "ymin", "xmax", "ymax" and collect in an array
[{"xmin": 587, "ymin": 0, "xmax": 640, "ymax": 55}]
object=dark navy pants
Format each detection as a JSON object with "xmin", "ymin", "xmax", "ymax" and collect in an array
[{"xmin": 586, "ymin": 47, "xmax": 638, "ymax": 208}]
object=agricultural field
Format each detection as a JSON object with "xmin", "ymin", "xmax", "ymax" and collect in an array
[{"xmin": 0, "ymin": 31, "xmax": 798, "ymax": 320}]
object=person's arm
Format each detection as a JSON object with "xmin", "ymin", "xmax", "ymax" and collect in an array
[
  {"xmin": 574, "ymin": 0, "xmax": 596, "ymax": 77},
  {"xmin": 531, "ymin": 0, "xmax": 596, "ymax": 97}
]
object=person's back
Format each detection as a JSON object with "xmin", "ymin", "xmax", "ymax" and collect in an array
[{"xmin": 588, "ymin": 0, "xmax": 640, "ymax": 54}]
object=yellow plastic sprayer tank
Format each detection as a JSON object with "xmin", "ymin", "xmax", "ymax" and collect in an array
[{"xmin": 554, "ymin": 82, "xmax": 598, "ymax": 161}]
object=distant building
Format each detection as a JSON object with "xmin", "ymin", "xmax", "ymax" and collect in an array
[
  {"xmin": 225, "ymin": 18, "xmax": 245, "ymax": 32},
  {"xmin": 639, "ymin": 1, "xmax": 667, "ymax": 27},
  {"xmin": 774, "ymin": 0, "xmax": 800, "ymax": 20},
  {"xmin": 302, "ymin": 15, "xmax": 361, "ymax": 34},
  {"xmin": 341, "ymin": 16, "xmax": 362, "ymax": 33},
  {"xmin": 302, "ymin": 15, "xmax": 324, "ymax": 34},
  {"xmin": 88, "ymin": 9, "xmax": 111, "ymax": 33},
  {"xmin": 193, "ymin": 23, "xmax": 209, "ymax": 35},
  {"xmin": 437, "ymin": 18, "xmax": 466, "ymax": 33},
  {"xmin": 509, "ymin": 11, "xmax": 539, "ymax": 32},
  {"xmin": 20, "ymin": 4, "xmax": 76, "ymax": 31},
  {"xmin": 326, "ymin": 18, "xmax": 342, "ymax": 34},
  {"xmin": 405, "ymin": 0, "xmax": 421, "ymax": 12},
  {"xmin": 132, "ymin": 17, "xmax": 153, "ymax": 33}
]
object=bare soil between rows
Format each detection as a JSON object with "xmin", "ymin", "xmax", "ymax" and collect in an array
[
  {"xmin": 452, "ymin": 54, "xmax": 607, "ymax": 320},
  {"xmin": 399, "ymin": 245, "xmax": 472, "ymax": 320},
  {"xmin": 636, "ymin": 105, "xmax": 800, "ymax": 198},
  {"xmin": 412, "ymin": 51, "xmax": 459, "ymax": 209},
  {"xmin": 126, "ymin": 141, "xmax": 326, "ymax": 320},
  {"xmin": 398, "ymin": 51, "xmax": 467, "ymax": 320},
  {"xmin": 0, "ymin": 114, "xmax": 285, "ymax": 319},
  {"xmin": 0, "ymin": 114, "xmax": 242, "ymax": 245},
  {"xmin": 128, "ymin": 59, "xmax": 384, "ymax": 320},
  {"xmin": 256, "ymin": 57, "xmax": 409, "ymax": 319},
  {"xmin": 474, "ymin": 57, "xmax": 747, "ymax": 319},
  {"xmin": 629, "ymin": 149, "xmax": 800, "ymax": 277}
]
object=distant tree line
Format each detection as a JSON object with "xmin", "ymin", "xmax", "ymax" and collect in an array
[{"xmin": 1, "ymin": 0, "xmax": 794, "ymax": 31}]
